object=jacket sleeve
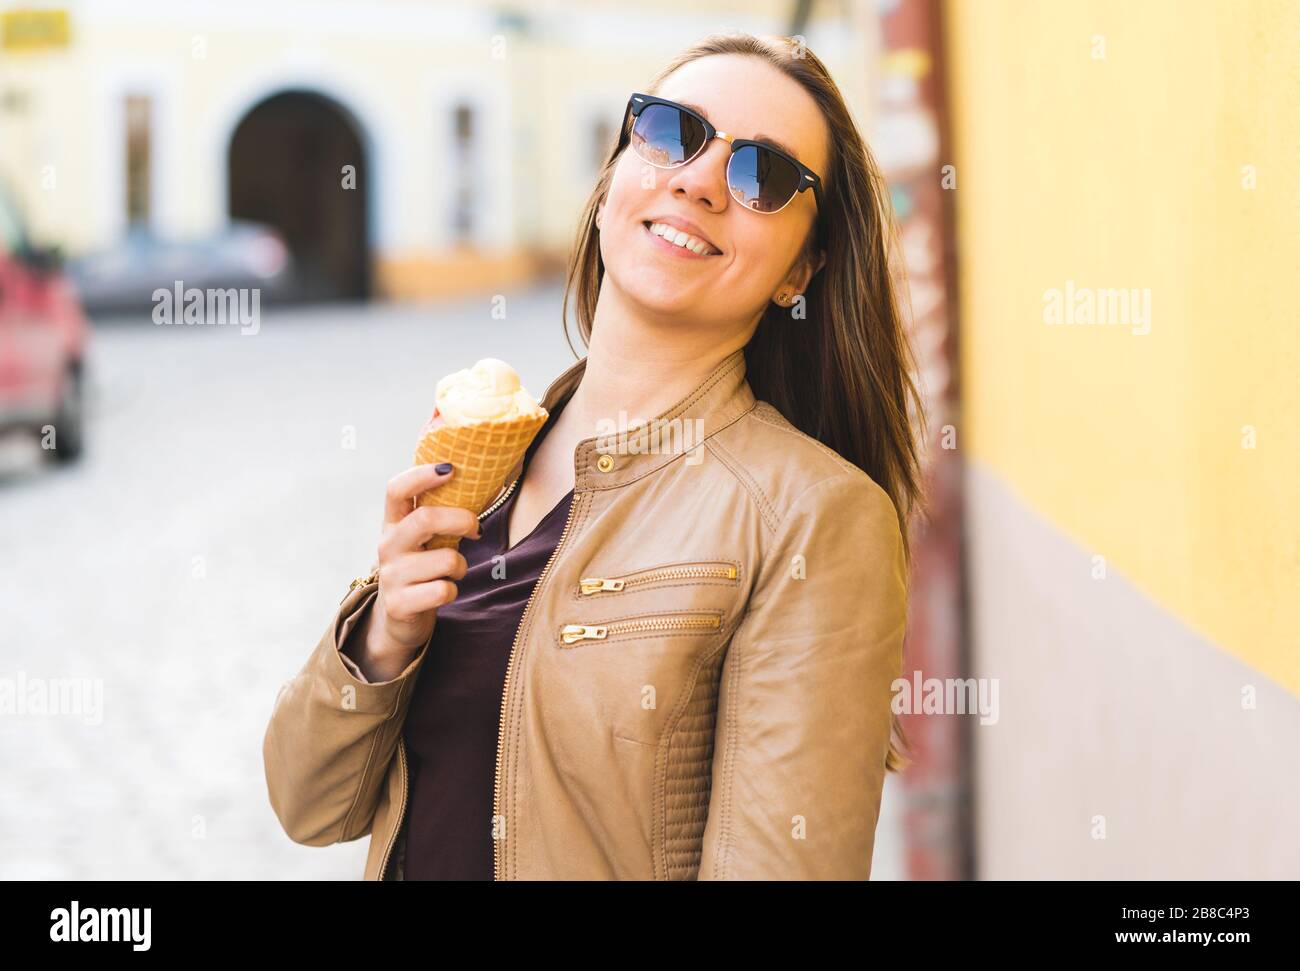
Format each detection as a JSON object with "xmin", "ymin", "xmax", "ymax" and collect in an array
[
  {"xmin": 262, "ymin": 579, "xmax": 431, "ymax": 846},
  {"xmin": 698, "ymin": 471, "xmax": 908, "ymax": 879}
]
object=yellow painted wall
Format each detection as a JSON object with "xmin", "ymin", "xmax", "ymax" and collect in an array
[{"xmin": 944, "ymin": 0, "xmax": 1298, "ymax": 692}]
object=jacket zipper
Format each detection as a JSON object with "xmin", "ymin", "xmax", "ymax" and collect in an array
[
  {"xmin": 560, "ymin": 611, "xmax": 723, "ymax": 644},
  {"xmin": 377, "ymin": 476, "xmax": 519, "ymax": 881},
  {"xmin": 377, "ymin": 736, "xmax": 409, "ymax": 880},
  {"xmin": 493, "ymin": 483, "xmax": 579, "ymax": 880},
  {"xmin": 578, "ymin": 562, "xmax": 737, "ymax": 595},
  {"xmin": 478, "ymin": 475, "xmax": 520, "ymax": 522}
]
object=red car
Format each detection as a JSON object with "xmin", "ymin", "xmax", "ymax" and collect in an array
[{"xmin": 0, "ymin": 177, "xmax": 89, "ymax": 463}]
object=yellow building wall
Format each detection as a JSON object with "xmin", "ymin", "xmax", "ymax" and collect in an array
[{"xmin": 944, "ymin": 0, "xmax": 1298, "ymax": 691}]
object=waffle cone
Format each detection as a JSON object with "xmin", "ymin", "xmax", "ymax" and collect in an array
[{"xmin": 413, "ymin": 411, "xmax": 549, "ymax": 549}]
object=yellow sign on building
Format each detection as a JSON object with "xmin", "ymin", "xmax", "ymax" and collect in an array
[{"xmin": 2, "ymin": 9, "xmax": 71, "ymax": 51}]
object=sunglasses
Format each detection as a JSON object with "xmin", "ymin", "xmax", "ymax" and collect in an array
[{"xmin": 615, "ymin": 92, "xmax": 826, "ymax": 241}]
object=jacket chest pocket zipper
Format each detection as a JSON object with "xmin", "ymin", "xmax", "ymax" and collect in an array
[
  {"xmin": 560, "ymin": 611, "xmax": 723, "ymax": 645},
  {"xmin": 578, "ymin": 561, "xmax": 738, "ymax": 595}
]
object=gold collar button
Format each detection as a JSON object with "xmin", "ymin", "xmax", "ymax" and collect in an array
[{"xmin": 596, "ymin": 453, "xmax": 616, "ymax": 473}]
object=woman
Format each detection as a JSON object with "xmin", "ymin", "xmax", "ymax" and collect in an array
[{"xmin": 263, "ymin": 31, "xmax": 925, "ymax": 880}]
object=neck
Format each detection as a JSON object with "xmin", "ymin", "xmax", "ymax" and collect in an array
[{"xmin": 563, "ymin": 283, "xmax": 753, "ymax": 435}]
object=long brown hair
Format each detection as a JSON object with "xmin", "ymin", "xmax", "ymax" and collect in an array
[{"xmin": 562, "ymin": 33, "xmax": 927, "ymax": 772}]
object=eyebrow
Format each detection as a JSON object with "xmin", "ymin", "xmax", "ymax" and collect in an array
[{"xmin": 676, "ymin": 100, "xmax": 801, "ymax": 161}]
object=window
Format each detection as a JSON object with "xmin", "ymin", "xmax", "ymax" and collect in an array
[
  {"xmin": 125, "ymin": 94, "xmax": 152, "ymax": 227},
  {"xmin": 451, "ymin": 103, "xmax": 475, "ymax": 243}
]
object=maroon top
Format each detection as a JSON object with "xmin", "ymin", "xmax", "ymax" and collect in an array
[{"xmin": 400, "ymin": 397, "xmax": 573, "ymax": 880}]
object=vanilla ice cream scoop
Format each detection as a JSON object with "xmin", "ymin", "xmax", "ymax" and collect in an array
[{"xmin": 434, "ymin": 358, "xmax": 545, "ymax": 427}]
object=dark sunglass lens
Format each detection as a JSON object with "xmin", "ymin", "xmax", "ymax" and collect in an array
[
  {"xmin": 631, "ymin": 103, "xmax": 707, "ymax": 167},
  {"xmin": 728, "ymin": 144, "xmax": 801, "ymax": 212}
]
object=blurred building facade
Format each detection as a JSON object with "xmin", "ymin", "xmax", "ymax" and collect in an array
[{"xmin": 0, "ymin": 0, "xmax": 877, "ymax": 299}]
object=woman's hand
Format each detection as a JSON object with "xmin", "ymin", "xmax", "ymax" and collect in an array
[{"xmin": 347, "ymin": 462, "xmax": 481, "ymax": 682}]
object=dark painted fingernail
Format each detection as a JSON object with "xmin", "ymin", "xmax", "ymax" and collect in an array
[{"xmin": 434, "ymin": 462, "xmax": 453, "ymax": 474}]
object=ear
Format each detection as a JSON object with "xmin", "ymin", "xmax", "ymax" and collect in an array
[{"xmin": 596, "ymin": 201, "xmax": 604, "ymax": 230}]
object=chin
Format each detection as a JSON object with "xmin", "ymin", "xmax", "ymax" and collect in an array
[{"xmin": 623, "ymin": 276, "xmax": 699, "ymax": 315}]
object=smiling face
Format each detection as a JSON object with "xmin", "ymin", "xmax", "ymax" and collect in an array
[{"xmin": 597, "ymin": 54, "xmax": 830, "ymax": 341}]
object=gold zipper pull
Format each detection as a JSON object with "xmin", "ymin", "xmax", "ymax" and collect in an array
[
  {"xmin": 560, "ymin": 624, "xmax": 609, "ymax": 644},
  {"xmin": 579, "ymin": 577, "xmax": 626, "ymax": 594}
]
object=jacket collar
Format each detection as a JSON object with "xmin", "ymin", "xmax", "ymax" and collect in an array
[{"xmin": 508, "ymin": 345, "xmax": 756, "ymax": 491}]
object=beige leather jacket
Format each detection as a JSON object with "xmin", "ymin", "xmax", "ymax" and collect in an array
[{"xmin": 262, "ymin": 346, "xmax": 908, "ymax": 880}]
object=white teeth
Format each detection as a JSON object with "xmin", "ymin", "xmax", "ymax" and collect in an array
[{"xmin": 647, "ymin": 222, "xmax": 718, "ymax": 256}]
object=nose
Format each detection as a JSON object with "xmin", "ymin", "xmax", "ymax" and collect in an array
[{"xmin": 664, "ymin": 133, "xmax": 734, "ymax": 213}]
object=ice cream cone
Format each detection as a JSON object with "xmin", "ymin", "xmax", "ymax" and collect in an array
[
  {"xmin": 413, "ymin": 410, "xmax": 548, "ymax": 549},
  {"xmin": 412, "ymin": 357, "xmax": 549, "ymax": 550}
]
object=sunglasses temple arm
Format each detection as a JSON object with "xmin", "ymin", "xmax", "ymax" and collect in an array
[{"xmin": 612, "ymin": 102, "xmax": 635, "ymax": 158}]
